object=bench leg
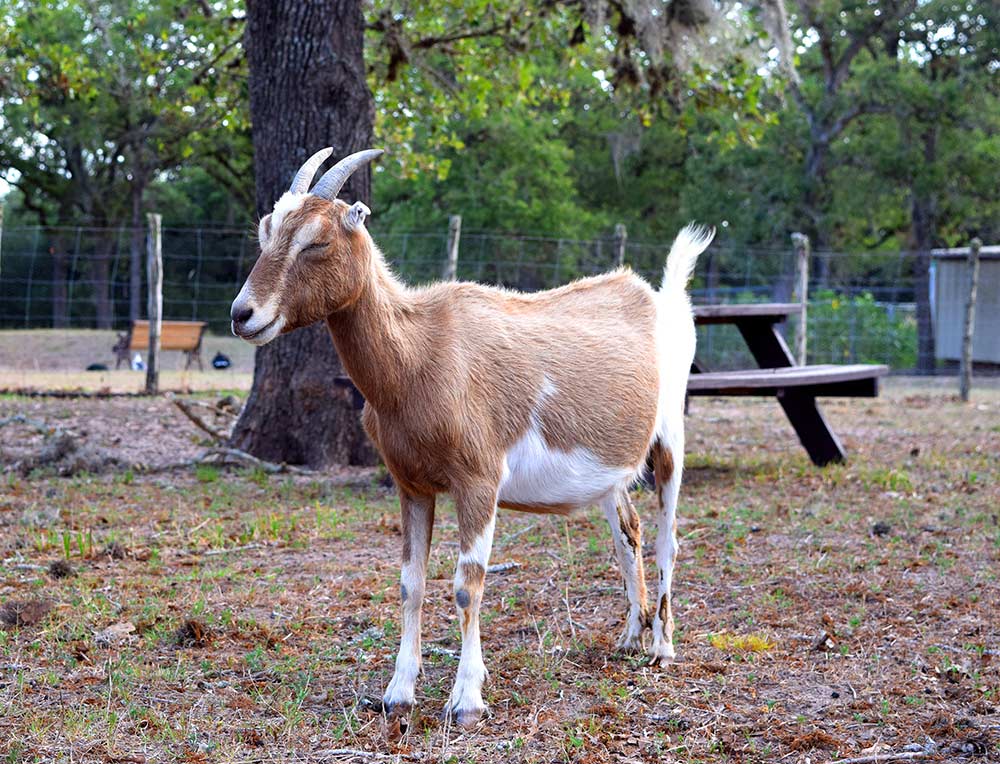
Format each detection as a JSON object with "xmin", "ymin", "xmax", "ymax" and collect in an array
[{"xmin": 776, "ymin": 391, "xmax": 846, "ymax": 466}]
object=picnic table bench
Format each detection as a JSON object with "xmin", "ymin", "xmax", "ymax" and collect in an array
[
  {"xmin": 690, "ymin": 303, "xmax": 888, "ymax": 466},
  {"xmin": 114, "ymin": 320, "xmax": 208, "ymax": 370}
]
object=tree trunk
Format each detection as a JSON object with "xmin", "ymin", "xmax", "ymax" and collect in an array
[
  {"xmin": 231, "ymin": 0, "xmax": 379, "ymax": 468},
  {"xmin": 911, "ymin": 126, "xmax": 939, "ymax": 376},
  {"xmin": 49, "ymin": 232, "xmax": 69, "ymax": 328},
  {"xmin": 911, "ymin": 195, "xmax": 936, "ymax": 375},
  {"xmin": 129, "ymin": 174, "xmax": 145, "ymax": 322},
  {"xmin": 91, "ymin": 231, "xmax": 114, "ymax": 329},
  {"xmin": 802, "ymin": 130, "xmax": 829, "ymax": 286}
]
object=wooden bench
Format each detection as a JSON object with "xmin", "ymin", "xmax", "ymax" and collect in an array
[
  {"xmin": 114, "ymin": 320, "xmax": 207, "ymax": 370},
  {"xmin": 691, "ymin": 304, "xmax": 888, "ymax": 466}
]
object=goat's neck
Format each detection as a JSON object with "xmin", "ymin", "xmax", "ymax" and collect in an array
[{"xmin": 325, "ymin": 253, "xmax": 416, "ymax": 411}]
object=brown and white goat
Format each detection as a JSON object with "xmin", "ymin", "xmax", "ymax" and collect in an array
[{"xmin": 231, "ymin": 148, "xmax": 713, "ymax": 727}]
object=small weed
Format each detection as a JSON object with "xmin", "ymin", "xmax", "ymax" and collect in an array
[
  {"xmin": 195, "ymin": 465, "xmax": 219, "ymax": 484},
  {"xmin": 709, "ymin": 632, "xmax": 775, "ymax": 653}
]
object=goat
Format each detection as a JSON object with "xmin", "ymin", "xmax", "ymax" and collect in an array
[{"xmin": 230, "ymin": 148, "xmax": 714, "ymax": 728}]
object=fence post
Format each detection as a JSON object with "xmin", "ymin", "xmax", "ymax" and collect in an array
[
  {"xmin": 145, "ymin": 213, "xmax": 163, "ymax": 395},
  {"xmin": 959, "ymin": 237, "xmax": 982, "ymax": 403},
  {"xmin": 0, "ymin": 203, "xmax": 4, "ymax": 283},
  {"xmin": 614, "ymin": 223, "xmax": 627, "ymax": 267},
  {"xmin": 443, "ymin": 215, "xmax": 461, "ymax": 281},
  {"xmin": 791, "ymin": 232, "xmax": 810, "ymax": 365}
]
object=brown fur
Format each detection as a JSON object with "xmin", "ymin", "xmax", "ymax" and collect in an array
[
  {"xmin": 650, "ymin": 441, "xmax": 674, "ymax": 487},
  {"xmin": 243, "ymin": 196, "xmax": 663, "ymax": 551},
  {"xmin": 400, "ymin": 492, "xmax": 434, "ymax": 565},
  {"xmin": 497, "ymin": 500, "xmax": 576, "ymax": 515},
  {"xmin": 460, "ymin": 561, "xmax": 486, "ymax": 591}
]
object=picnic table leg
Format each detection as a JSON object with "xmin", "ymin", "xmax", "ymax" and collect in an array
[
  {"xmin": 737, "ymin": 319, "xmax": 846, "ymax": 466},
  {"xmin": 736, "ymin": 320, "xmax": 795, "ymax": 368},
  {"xmin": 776, "ymin": 391, "xmax": 846, "ymax": 466}
]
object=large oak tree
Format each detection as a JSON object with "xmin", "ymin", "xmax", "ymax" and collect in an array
[{"xmin": 230, "ymin": 0, "xmax": 379, "ymax": 466}]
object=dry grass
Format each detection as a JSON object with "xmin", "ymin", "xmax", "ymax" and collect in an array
[
  {"xmin": 0, "ymin": 369, "xmax": 253, "ymax": 394},
  {"xmin": 0, "ymin": 383, "xmax": 998, "ymax": 763},
  {"xmin": 0, "ymin": 329, "xmax": 253, "ymax": 394}
]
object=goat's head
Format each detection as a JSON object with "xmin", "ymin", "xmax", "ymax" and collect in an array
[{"xmin": 230, "ymin": 148, "xmax": 382, "ymax": 345}]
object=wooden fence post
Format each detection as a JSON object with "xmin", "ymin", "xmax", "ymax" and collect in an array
[
  {"xmin": 443, "ymin": 214, "xmax": 461, "ymax": 280},
  {"xmin": 145, "ymin": 213, "xmax": 162, "ymax": 395},
  {"xmin": 614, "ymin": 223, "xmax": 627, "ymax": 267},
  {"xmin": 790, "ymin": 232, "xmax": 810, "ymax": 365},
  {"xmin": 959, "ymin": 237, "xmax": 982, "ymax": 403}
]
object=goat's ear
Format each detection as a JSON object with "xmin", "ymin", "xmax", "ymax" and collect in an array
[
  {"xmin": 258, "ymin": 214, "xmax": 273, "ymax": 246},
  {"xmin": 344, "ymin": 201, "xmax": 371, "ymax": 231}
]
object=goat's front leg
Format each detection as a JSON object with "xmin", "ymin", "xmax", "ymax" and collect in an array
[
  {"xmin": 445, "ymin": 482, "xmax": 497, "ymax": 728},
  {"xmin": 383, "ymin": 491, "xmax": 435, "ymax": 717}
]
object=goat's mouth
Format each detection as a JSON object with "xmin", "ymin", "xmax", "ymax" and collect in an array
[{"xmin": 233, "ymin": 315, "xmax": 283, "ymax": 345}]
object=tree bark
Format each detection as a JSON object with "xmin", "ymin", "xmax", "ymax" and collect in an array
[
  {"xmin": 91, "ymin": 231, "xmax": 114, "ymax": 329},
  {"xmin": 49, "ymin": 232, "xmax": 69, "ymax": 328},
  {"xmin": 910, "ymin": 125, "xmax": 939, "ymax": 376},
  {"xmin": 129, "ymin": 172, "xmax": 145, "ymax": 322},
  {"xmin": 911, "ymin": 196, "xmax": 936, "ymax": 375},
  {"xmin": 231, "ymin": 0, "xmax": 379, "ymax": 468}
]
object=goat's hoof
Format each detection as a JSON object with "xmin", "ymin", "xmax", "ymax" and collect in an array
[
  {"xmin": 616, "ymin": 634, "xmax": 645, "ymax": 654},
  {"xmin": 616, "ymin": 623, "xmax": 647, "ymax": 654},
  {"xmin": 382, "ymin": 698, "xmax": 413, "ymax": 720},
  {"xmin": 647, "ymin": 643, "xmax": 677, "ymax": 667},
  {"xmin": 442, "ymin": 703, "xmax": 486, "ymax": 729}
]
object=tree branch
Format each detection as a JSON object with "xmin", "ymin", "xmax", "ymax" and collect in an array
[{"xmin": 831, "ymin": 0, "xmax": 917, "ymax": 91}]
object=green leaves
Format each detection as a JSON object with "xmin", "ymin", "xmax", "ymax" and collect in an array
[{"xmin": 0, "ymin": 0, "xmax": 247, "ymax": 225}]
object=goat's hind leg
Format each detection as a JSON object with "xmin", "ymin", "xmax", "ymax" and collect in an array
[
  {"xmin": 600, "ymin": 489, "xmax": 650, "ymax": 653},
  {"xmin": 383, "ymin": 491, "xmax": 435, "ymax": 717},
  {"xmin": 649, "ymin": 440, "xmax": 680, "ymax": 666}
]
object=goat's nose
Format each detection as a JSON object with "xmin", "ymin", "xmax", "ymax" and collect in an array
[{"xmin": 231, "ymin": 304, "xmax": 253, "ymax": 324}]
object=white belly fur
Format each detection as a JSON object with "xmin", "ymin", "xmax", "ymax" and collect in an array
[{"xmin": 497, "ymin": 419, "xmax": 634, "ymax": 509}]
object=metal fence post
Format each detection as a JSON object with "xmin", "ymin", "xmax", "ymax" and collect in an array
[
  {"xmin": 791, "ymin": 232, "xmax": 811, "ymax": 365},
  {"xmin": 443, "ymin": 215, "xmax": 461, "ymax": 281},
  {"xmin": 145, "ymin": 213, "xmax": 163, "ymax": 395},
  {"xmin": 959, "ymin": 238, "xmax": 982, "ymax": 402}
]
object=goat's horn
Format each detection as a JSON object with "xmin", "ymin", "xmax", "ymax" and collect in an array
[
  {"xmin": 289, "ymin": 147, "xmax": 334, "ymax": 194},
  {"xmin": 310, "ymin": 149, "xmax": 384, "ymax": 200}
]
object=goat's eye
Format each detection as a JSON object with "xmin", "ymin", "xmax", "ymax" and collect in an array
[{"xmin": 300, "ymin": 243, "xmax": 329, "ymax": 256}]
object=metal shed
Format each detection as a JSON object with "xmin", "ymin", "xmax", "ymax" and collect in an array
[{"xmin": 933, "ymin": 246, "xmax": 1000, "ymax": 364}]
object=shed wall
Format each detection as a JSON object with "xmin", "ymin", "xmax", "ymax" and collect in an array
[{"xmin": 934, "ymin": 258, "xmax": 1000, "ymax": 363}]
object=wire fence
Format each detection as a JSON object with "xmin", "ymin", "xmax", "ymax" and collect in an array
[{"xmin": 0, "ymin": 222, "xmax": 954, "ymax": 371}]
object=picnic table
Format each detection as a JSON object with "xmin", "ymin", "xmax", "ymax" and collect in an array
[{"xmin": 689, "ymin": 303, "xmax": 888, "ymax": 466}]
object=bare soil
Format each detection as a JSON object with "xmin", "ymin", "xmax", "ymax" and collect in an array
[{"xmin": 0, "ymin": 383, "xmax": 998, "ymax": 763}]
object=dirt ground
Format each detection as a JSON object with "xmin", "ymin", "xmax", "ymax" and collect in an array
[{"xmin": 0, "ymin": 382, "xmax": 998, "ymax": 763}]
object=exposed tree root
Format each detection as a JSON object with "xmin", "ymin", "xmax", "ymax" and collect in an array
[{"xmin": 171, "ymin": 398, "xmax": 229, "ymax": 442}]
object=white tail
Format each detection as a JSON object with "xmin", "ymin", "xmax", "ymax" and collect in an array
[{"xmin": 662, "ymin": 223, "xmax": 714, "ymax": 294}]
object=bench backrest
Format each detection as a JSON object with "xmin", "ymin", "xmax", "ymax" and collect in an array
[{"xmin": 129, "ymin": 320, "xmax": 206, "ymax": 352}]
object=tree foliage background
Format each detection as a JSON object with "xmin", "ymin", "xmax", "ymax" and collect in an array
[{"xmin": 3, "ymin": 0, "xmax": 996, "ymax": 243}]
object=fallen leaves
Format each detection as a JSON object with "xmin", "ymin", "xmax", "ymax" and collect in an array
[
  {"xmin": 94, "ymin": 621, "xmax": 137, "ymax": 647},
  {"xmin": 0, "ymin": 599, "xmax": 52, "ymax": 628}
]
